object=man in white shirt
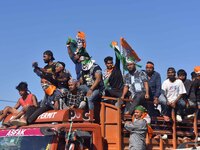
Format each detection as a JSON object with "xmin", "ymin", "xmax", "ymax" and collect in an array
[{"xmin": 161, "ymin": 67, "xmax": 186, "ymax": 122}]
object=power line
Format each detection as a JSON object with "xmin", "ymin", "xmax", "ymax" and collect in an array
[{"xmin": 0, "ymin": 99, "xmax": 16, "ymax": 103}]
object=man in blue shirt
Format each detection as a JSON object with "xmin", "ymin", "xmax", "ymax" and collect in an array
[{"xmin": 145, "ymin": 61, "xmax": 162, "ymax": 117}]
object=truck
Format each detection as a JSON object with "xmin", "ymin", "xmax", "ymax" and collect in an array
[{"xmin": 0, "ymin": 97, "xmax": 199, "ymax": 150}]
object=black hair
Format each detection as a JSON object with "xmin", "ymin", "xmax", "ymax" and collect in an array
[
  {"xmin": 146, "ymin": 61, "xmax": 154, "ymax": 66},
  {"xmin": 43, "ymin": 50, "xmax": 55, "ymax": 60},
  {"xmin": 104, "ymin": 56, "xmax": 113, "ymax": 63},
  {"xmin": 167, "ymin": 67, "xmax": 176, "ymax": 73},
  {"xmin": 177, "ymin": 69, "xmax": 187, "ymax": 77},
  {"xmin": 58, "ymin": 61, "xmax": 65, "ymax": 68},
  {"xmin": 191, "ymin": 71, "xmax": 197, "ymax": 79},
  {"xmin": 16, "ymin": 82, "xmax": 28, "ymax": 91},
  {"xmin": 79, "ymin": 51, "xmax": 91, "ymax": 59}
]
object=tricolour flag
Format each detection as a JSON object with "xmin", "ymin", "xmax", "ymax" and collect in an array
[{"xmin": 120, "ymin": 37, "xmax": 141, "ymax": 63}]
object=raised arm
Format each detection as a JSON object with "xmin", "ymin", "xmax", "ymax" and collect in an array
[{"xmin": 114, "ymin": 50, "xmax": 120, "ymax": 69}]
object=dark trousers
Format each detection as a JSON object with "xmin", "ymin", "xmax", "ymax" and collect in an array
[
  {"xmin": 24, "ymin": 106, "xmax": 38, "ymax": 119},
  {"xmin": 27, "ymin": 106, "xmax": 53, "ymax": 124},
  {"xmin": 104, "ymin": 88, "xmax": 122, "ymax": 98},
  {"xmin": 125, "ymin": 92, "xmax": 145, "ymax": 114}
]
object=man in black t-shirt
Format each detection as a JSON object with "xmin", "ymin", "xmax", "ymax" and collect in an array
[
  {"xmin": 103, "ymin": 53, "xmax": 124, "ymax": 99},
  {"xmin": 78, "ymin": 52, "xmax": 104, "ymax": 110}
]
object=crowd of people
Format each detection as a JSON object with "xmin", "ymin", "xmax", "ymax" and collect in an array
[{"xmin": 0, "ymin": 31, "xmax": 200, "ymax": 149}]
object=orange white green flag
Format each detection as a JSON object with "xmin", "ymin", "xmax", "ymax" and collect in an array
[{"xmin": 120, "ymin": 37, "xmax": 141, "ymax": 63}]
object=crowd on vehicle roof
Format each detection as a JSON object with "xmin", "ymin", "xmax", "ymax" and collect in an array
[{"xmin": 0, "ymin": 31, "xmax": 200, "ymax": 149}]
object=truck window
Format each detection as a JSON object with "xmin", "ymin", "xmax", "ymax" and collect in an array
[
  {"xmin": 57, "ymin": 130, "xmax": 93, "ymax": 150},
  {"xmin": 0, "ymin": 135, "xmax": 53, "ymax": 150}
]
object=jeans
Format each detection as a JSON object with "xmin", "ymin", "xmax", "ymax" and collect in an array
[
  {"xmin": 79, "ymin": 85, "xmax": 101, "ymax": 110},
  {"xmin": 159, "ymin": 93, "xmax": 186, "ymax": 117}
]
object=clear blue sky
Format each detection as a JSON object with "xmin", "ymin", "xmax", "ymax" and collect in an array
[{"xmin": 0, "ymin": 1, "xmax": 200, "ymax": 110}]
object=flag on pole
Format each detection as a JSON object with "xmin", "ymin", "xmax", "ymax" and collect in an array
[
  {"xmin": 120, "ymin": 37, "xmax": 141, "ymax": 63},
  {"xmin": 110, "ymin": 41, "xmax": 127, "ymax": 72},
  {"xmin": 110, "ymin": 41, "xmax": 122, "ymax": 60}
]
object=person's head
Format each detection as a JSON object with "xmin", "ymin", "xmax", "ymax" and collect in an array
[
  {"xmin": 16, "ymin": 82, "xmax": 28, "ymax": 96},
  {"xmin": 55, "ymin": 61, "xmax": 65, "ymax": 73},
  {"xmin": 79, "ymin": 52, "xmax": 93, "ymax": 71},
  {"xmin": 194, "ymin": 66, "xmax": 200, "ymax": 80},
  {"xmin": 145, "ymin": 61, "xmax": 154, "ymax": 75},
  {"xmin": 167, "ymin": 67, "xmax": 176, "ymax": 82},
  {"xmin": 134, "ymin": 105, "xmax": 146, "ymax": 119},
  {"xmin": 104, "ymin": 56, "xmax": 113, "ymax": 70},
  {"xmin": 76, "ymin": 31, "xmax": 86, "ymax": 49},
  {"xmin": 68, "ymin": 79, "xmax": 77, "ymax": 92},
  {"xmin": 177, "ymin": 69, "xmax": 187, "ymax": 82},
  {"xmin": 191, "ymin": 71, "xmax": 197, "ymax": 81},
  {"xmin": 43, "ymin": 50, "xmax": 55, "ymax": 63},
  {"xmin": 126, "ymin": 57, "xmax": 136, "ymax": 73}
]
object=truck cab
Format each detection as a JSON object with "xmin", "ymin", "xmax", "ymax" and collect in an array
[
  {"xmin": 0, "ymin": 108, "xmax": 104, "ymax": 150},
  {"xmin": 1, "ymin": 100, "xmax": 200, "ymax": 150}
]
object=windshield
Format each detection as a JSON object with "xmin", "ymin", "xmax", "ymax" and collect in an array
[
  {"xmin": 0, "ymin": 127, "xmax": 56, "ymax": 150},
  {"xmin": 0, "ymin": 135, "xmax": 53, "ymax": 150}
]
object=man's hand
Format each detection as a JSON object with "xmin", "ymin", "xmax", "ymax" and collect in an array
[
  {"xmin": 153, "ymin": 97, "xmax": 159, "ymax": 105},
  {"xmin": 86, "ymin": 89, "xmax": 93, "ymax": 97},
  {"xmin": 168, "ymin": 101, "xmax": 176, "ymax": 108},
  {"xmin": 66, "ymin": 38, "xmax": 72, "ymax": 47},
  {"xmin": 145, "ymin": 93, "xmax": 150, "ymax": 100},
  {"xmin": 32, "ymin": 62, "xmax": 38, "ymax": 68}
]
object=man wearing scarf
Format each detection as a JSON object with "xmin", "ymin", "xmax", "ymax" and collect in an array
[
  {"xmin": 103, "ymin": 54, "xmax": 124, "ymax": 99},
  {"xmin": 78, "ymin": 52, "xmax": 104, "ymax": 110},
  {"xmin": 121, "ymin": 57, "xmax": 149, "ymax": 115},
  {"xmin": 125, "ymin": 105, "xmax": 148, "ymax": 150},
  {"xmin": 145, "ymin": 61, "xmax": 167, "ymax": 117}
]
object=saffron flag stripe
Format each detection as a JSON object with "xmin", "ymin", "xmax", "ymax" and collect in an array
[{"xmin": 120, "ymin": 37, "xmax": 141, "ymax": 62}]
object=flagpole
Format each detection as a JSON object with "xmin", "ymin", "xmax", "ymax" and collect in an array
[{"xmin": 120, "ymin": 44, "xmax": 125, "ymax": 76}]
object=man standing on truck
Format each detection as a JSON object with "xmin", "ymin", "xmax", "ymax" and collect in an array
[
  {"xmin": 11, "ymin": 50, "xmax": 65, "ymax": 126},
  {"xmin": 124, "ymin": 105, "xmax": 148, "ymax": 150}
]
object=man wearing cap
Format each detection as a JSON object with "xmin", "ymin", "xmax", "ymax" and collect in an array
[
  {"xmin": 124, "ymin": 105, "xmax": 148, "ymax": 150},
  {"xmin": 18, "ymin": 50, "xmax": 65, "ymax": 125},
  {"xmin": 121, "ymin": 57, "xmax": 149, "ymax": 115},
  {"xmin": 162, "ymin": 67, "xmax": 187, "ymax": 122},
  {"xmin": 78, "ymin": 52, "xmax": 104, "ymax": 110}
]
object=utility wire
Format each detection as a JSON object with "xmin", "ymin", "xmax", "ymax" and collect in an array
[{"xmin": 0, "ymin": 99, "xmax": 16, "ymax": 103}]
